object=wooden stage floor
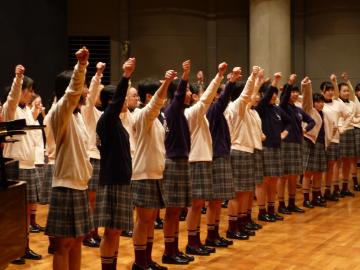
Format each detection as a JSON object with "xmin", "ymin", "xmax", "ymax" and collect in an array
[{"xmin": 6, "ymin": 190, "xmax": 360, "ymax": 270}]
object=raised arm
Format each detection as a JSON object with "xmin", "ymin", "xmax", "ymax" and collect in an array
[
  {"xmin": 142, "ymin": 70, "xmax": 177, "ymax": 123},
  {"xmin": 2, "ymin": 65, "xmax": 25, "ymax": 121},
  {"xmin": 188, "ymin": 62, "xmax": 226, "ymax": 117},
  {"xmin": 280, "ymin": 74, "xmax": 297, "ymax": 108},
  {"xmin": 105, "ymin": 58, "xmax": 136, "ymax": 119},
  {"xmin": 342, "ymin": 72, "xmax": 357, "ymax": 103},
  {"xmin": 52, "ymin": 47, "xmax": 89, "ymax": 128},
  {"xmin": 88, "ymin": 62, "xmax": 106, "ymax": 105},
  {"xmin": 330, "ymin": 74, "xmax": 339, "ymax": 100},
  {"xmin": 170, "ymin": 60, "xmax": 190, "ymax": 111},
  {"xmin": 233, "ymin": 66, "xmax": 259, "ymax": 118},
  {"xmin": 301, "ymin": 76, "xmax": 313, "ymax": 114}
]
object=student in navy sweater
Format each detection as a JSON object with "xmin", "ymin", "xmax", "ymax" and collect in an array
[
  {"xmin": 205, "ymin": 68, "xmax": 240, "ymax": 247},
  {"xmin": 162, "ymin": 60, "xmax": 194, "ymax": 265},
  {"xmin": 255, "ymin": 72, "xmax": 292, "ymax": 222},
  {"xmin": 278, "ymin": 74, "xmax": 315, "ymax": 214},
  {"xmin": 94, "ymin": 58, "xmax": 135, "ymax": 270}
]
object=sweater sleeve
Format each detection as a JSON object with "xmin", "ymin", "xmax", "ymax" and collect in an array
[
  {"xmin": 2, "ymin": 74, "xmax": 23, "ymax": 121},
  {"xmin": 301, "ymin": 81, "xmax": 313, "ymax": 114},
  {"xmin": 169, "ymin": 79, "xmax": 187, "ymax": 112},
  {"xmin": 279, "ymin": 83, "xmax": 292, "ymax": 109},
  {"xmin": 187, "ymin": 74, "xmax": 223, "ymax": 117},
  {"xmin": 102, "ymin": 77, "xmax": 129, "ymax": 121},
  {"xmin": 51, "ymin": 62, "xmax": 87, "ymax": 134},
  {"xmin": 141, "ymin": 89, "xmax": 166, "ymax": 125},
  {"xmin": 302, "ymin": 109, "xmax": 316, "ymax": 132},
  {"xmin": 233, "ymin": 73, "xmax": 256, "ymax": 118}
]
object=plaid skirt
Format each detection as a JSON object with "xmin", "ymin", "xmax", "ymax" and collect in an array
[
  {"xmin": 354, "ymin": 127, "xmax": 360, "ymax": 157},
  {"xmin": 281, "ymin": 142, "xmax": 303, "ymax": 175},
  {"xmin": 253, "ymin": 149, "xmax": 264, "ymax": 185},
  {"xmin": 5, "ymin": 160, "xmax": 19, "ymax": 181},
  {"xmin": 189, "ymin": 161, "xmax": 213, "ymax": 200},
  {"xmin": 163, "ymin": 158, "xmax": 192, "ymax": 208},
  {"xmin": 94, "ymin": 184, "xmax": 133, "ymax": 231},
  {"xmin": 231, "ymin": 150, "xmax": 255, "ymax": 192},
  {"xmin": 131, "ymin": 179, "xmax": 167, "ymax": 209},
  {"xmin": 40, "ymin": 163, "xmax": 54, "ymax": 204},
  {"xmin": 263, "ymin": 147, "xmax": 284, "ymax": 177},
  {"xmin": 45, "ymin": 187, "xmax": 94, "ymax": 237},
  {"xmin": 303, "ymin": 140, "xmax": 327, "ymax": 173},
  {"xmin": 212, "ymin": 157, "xmax": 235, "ymax": 200},
  {"xmin": 19, "ymin": 168, "xmax": 41, "ymax": 203},
  {"xmin": 88, "ymin": 158, "xmax": 100, "ymax": 192},
  {"xmin": 339, "ymin": 129, "xmax": 357, "ymax": 158},
  {"xmin": 326, "ymin": 142, "xmax": 340, "ymax": 162}
]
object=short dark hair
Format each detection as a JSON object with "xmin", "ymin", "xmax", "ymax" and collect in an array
[
  {"xmin": 313, "ymin": 93, "xmax": 325, "ymax": 103},
  {"xmin": 320, "ymin": 81, "xmax": 333, "ymax": 92},
  {"xmin": 99, "ymin": 85, "xmax": 116, "ymax": 111},
  {"xmin": 230, "ymin": 81, "xmax": 245, "ymax": 101},
  {"xmin": 189, "ymin": 83, "xmax": 199, "ymax": 95},
  {"xmin": 137, "ymin": 78, "xmax": 160, "ymax": 104},
  {"xmin": 338, "ymin": 82, "xmax": 349, "ymax": 91},
  {"xmin": 54, "ymin": 70, "xmax": 73, "ymax": 100},
  {"xmin": 292, "ymin": 85, "xmax": 300, "ymax": 93},
  {"xmin": 355, "ymin": 83, "xmax": 360, "ymax": 92}
]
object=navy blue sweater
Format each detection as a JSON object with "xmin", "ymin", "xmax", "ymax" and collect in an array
[
  {"xmin": 280, "ymin": 84, "xmax": 315, "ymax": 144},
  {"xmin": 206, "ymin": 82, "xmax": 234, "ymax": 158},
  {"xmin": 164, "ymin": 79, "xmax": 191, "ymax": 159},
  {"xmin": 255, "ymin": 85, "xmax": 292, "ymax": 148},
  {"xmin": 316, "ymin": 110, "xmax": 325, "ymax": 144},
  {"xmin": 96, "ymin": 77, "xmax": 132, "ymax": 185}
]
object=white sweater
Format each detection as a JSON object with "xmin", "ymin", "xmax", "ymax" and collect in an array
[
  {"xmin": 50, "ymin": 63, "xmax": 93, "ymax": 190},
  {"xmin": 347, "ymin": 80, "xmax": 360, "ymax": 129},
  {"xmin": 44, "ymin": 102, "xmax": 56, "ymax": 165},
  {"xmin": 301, "ymin": 81, "xmax": 333, "ymax": 147},
  {"xmin": 185, "ymin": 74, "xmax": 223, "ymax": 162},
  {"xmin": 81, "ymin": 74, "xmax": 103, "ymax": 160},
  {"xmin": 226, "ymin": 73, "xmax": 260, "ymax": 153},
  {"xmin": 33, "ymin": 119, "xmax": 45, "ymax": 165},
  {"xmin": 323, "ymin": 99, "xmax": 350, "ymax": 143},
  {"xmin": 2, "ymin": 76, "xmax": 37, "ymax": 169},
  {"xmin": 131, "ymin": 91, "xmax": 166, "ymax": 180}
]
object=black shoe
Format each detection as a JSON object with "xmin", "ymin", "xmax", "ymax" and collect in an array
[
  {"xmin": 269, "ymin": 213, "xmax": 284, "ymax": 221},
  {"xmin": 287, "ymin": 204, "xmax": 305, "ymax": 213},
  {"xmin": 82, "ymin": 237, "xmax": 100, "ymax": 248},
  {"xmin": 244, "ymin": 222, "xmax": 257, "ymax": 231},
  {"xmin": 226, "ymin": 230, "xmax": 249, "ymax": 240},
  {"xmin": 242, "ymin": 229, "xmax": 255, "ymax": 236},
  {"xmin": 205, "ymin": 238, "xmax": 228, "ymax": 247},
  {"xmin": 324, "ymin": 193, "xmax": 339, "ymax": 201},
  {"xmin": 221, "ymin": 200, "xmax": 229, "ymax": 208},
  {"xmin": 312, "ymin": 196, "xmax": 327, "ymax": 207},
  {"xmin": 250, "ymin": 219, "xmax": 263, "ymax": 229},
  {"xmin": 201, "ymin": 207, "xmax": 207, "ymax": 214},
  {"xmin": 319, "ymin": 195, "xmax": 326, "ymax": 203},
  {"xmin": 258, "ymin": 213, "xmax": 276, "ymax": 222},
  {"xmin": 177, "ymin": 251, "xmax": 194, "ymax": 262},
  {"xmin": 132, "ymin": 263, "xmax": 151, "ymax": 270},
  {"xmin": 93, "ymin": 234, "xmax": 102, "ymax": 244},
  {"xmin": 303, "ymin": 200, "xmax": 314, "ymax": 208},
  {"xmin": 199, "ymin": 245, "xmax": 215, "ymax": 253},
  {"xmin": 179, "ymin": 210, "xmax": 187, "ymax": 221},
  {"xmin": 29, "ymin": 224, "xmax": 41, "ymax": 233},
  {"xmin": 278, "ymin": 205, "xmax": 292, "ymax": 215},
  {"xmin": 154, "ymin": 218, "xmax": 164, "ymax": 229},
  {"xmin": 340, "ymin": 189, "xmax": 355, "ymax": 197},
  {"xmin": 121, "ymin": 230, "xmax": 133, "ymax": 237},
  {"xmin": 162, "ymin": 254, "xmax": 189, "ymax": 265},
  {"xmin": 149, "ymin": 261, "xmax": 168, "ymax": 270},
  {"xmin": 11, "ymin": 257, "xmax": 25, "ymax": 265},
  {"xmin": 23, "ymin": 249, "xmax": 42, "ymax": 260},
  {"xmin": 185, "ymin": 245, "xmax": 210, "ymax": 256},
  {"xmin": 354, "ymin": 184, "xmax": 360, "ymax": 191},
  {"xmin": 48, "ymin": 245, "xmax": 56, "ymax": 254},
  {"xmin": 333, "ymin": 190, "xmax": 344, "ymax": 198},
  {"xmin": 219, "ymin": 237, "xmax": 233, "ymax": 246}
]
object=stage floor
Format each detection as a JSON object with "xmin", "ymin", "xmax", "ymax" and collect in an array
[{"xmin": 6, "ymin": 188, "xmax": 360, "ymax": 270}]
